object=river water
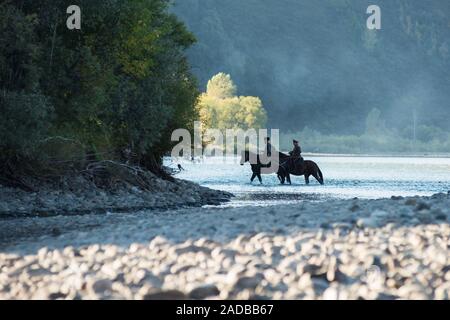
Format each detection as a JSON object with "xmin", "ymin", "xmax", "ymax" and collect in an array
[{"xmin": 165, "ymin": 156, "xmax": 450, "ymax": 207}]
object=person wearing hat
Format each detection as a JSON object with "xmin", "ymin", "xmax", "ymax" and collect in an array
[{"xmin": 289, "ymin": 139, "xmax": 302, "ymax": 158}]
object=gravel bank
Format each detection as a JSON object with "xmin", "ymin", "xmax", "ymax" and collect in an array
[
  {"xmin": 1, "ymin": 193, "xmax": 449, "ymax": 300},
  {"xmin": 0, "ymin": 174, "xmax": 232, "ymax": 218}
]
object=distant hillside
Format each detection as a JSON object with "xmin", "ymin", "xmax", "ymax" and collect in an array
[{"xmin": 172, "ymin": 0, "xmax": 450, "ymax": 135}]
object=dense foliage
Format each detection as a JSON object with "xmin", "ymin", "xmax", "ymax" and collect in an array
[{"xmin": 0, "ymin": 0, "xmax": 198, "ymax": 174}]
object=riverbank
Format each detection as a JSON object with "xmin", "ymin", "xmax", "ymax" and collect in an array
[
  {"xmin": 1, "ymin": 192, "xmax": 449, "ymax": 300},
  {"xmin": 0, "ymin": 170, "xmax": 232, "ymax": 218}
]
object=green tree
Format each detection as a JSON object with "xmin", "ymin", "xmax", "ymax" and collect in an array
[
  {"xmin": 0, "ymin": 2, "xmax": 53, "ymax": 160},
  {"xmin": 1, "ymin": 0, "xmax": 199, "ymax": 177}
]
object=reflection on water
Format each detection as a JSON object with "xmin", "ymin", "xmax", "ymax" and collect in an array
[{"xmin": 165, "ymin": 156, "xmax": 450, "ymax": 206}]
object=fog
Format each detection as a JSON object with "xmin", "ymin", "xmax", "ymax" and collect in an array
[{"xmin": 172, "ymin": 0, "xmax": 450, "ymax": 142}]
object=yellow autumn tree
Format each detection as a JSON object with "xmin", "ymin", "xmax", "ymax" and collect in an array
[{"xmin": 197, "ymin": 73, "xmax": 267, "ymax": 133}]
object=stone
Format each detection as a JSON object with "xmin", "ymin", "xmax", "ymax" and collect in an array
[
  {"xmin": 371, "ymin": 210, "xmax": 388, "ymax": 219},
  {"xmin": 431, "ymin": 209, "xmax": 447, "ymax": 221},
  {"xmin": 143, "ymin": 290, "xmax": 187, "ymax": 300},
  {"xmin": 233, "ymin": 274, "xmax": 264, "ymax": 290},
  {"xmin": 323, "ymin": 287, "xmax": 339, "ymax": 300},
  {"xmin": 415, "ymin": 202, "xmax": 431, "ymax": 211},
  {"xmin": 189, "ymin": 284, "xmax": 220, "ymax": 299},
  {"xmin": 51, "ymin": 228, "xmax": 61, "ymax": 237},
  {"xmin": 2, "ymin": 191, "xmax": 450, "ymax": 301},
  {"xmin": 311, "ymin": 278, "xmax": 329, "ymax": 295},
  {"xmin": 434, "ymin": 283, "xmax": 450, "ymax": 300},
  {"xmin": 357, "ymin": 218, "xmax": 379, "ymax": 228},
  {"xmin": 88, "ymin": 279, "xmax": 113, "ymax": 295}
]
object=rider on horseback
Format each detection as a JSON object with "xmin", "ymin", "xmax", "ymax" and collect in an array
[{"xmin": 288, "ymin": 139, "xmax": 304, "ymax": 166}]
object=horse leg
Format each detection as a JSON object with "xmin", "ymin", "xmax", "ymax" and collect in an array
[
  {"xmin": 250, "ymin": 173, "xmax": 256, "ymax": 183},
  {"xmin": 278, "ymin": 174, "xmax": 284, "ymax": 184},
  {"xmin": 312, "ymin": 172, "xmax": 323, "ymax": 185},
  {"xmin": 257, "ymin": 173, "xmax": 262, "ymax": 184},
  {"xmin": 287, "ymin": 174, "xmax": 292, "ymax": 185},
  {"xmin": 278, "ymin": 166, "xmax": 287, "ymax": 184},
  {"xmin": 277, "ymin": 171, "xmax": 285, "ymax": 184},
  {"xmin": 305, "ymin": 174, "xmax": 310, "ymax": 185}
]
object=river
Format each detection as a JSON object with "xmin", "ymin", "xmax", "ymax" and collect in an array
[{"xmin": 165, "ymin": 155, "xmax": 450, "ymax": 207}]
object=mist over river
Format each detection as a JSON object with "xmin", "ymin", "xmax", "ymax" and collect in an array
[{"xmin": 165, "ymin": 155, "xmax": 450, "ymax": 206}]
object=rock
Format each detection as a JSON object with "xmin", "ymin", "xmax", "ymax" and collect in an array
[
  {"xmin": 311, "ymin": 278, "xmax": 329, "ymax": 295},
  {"xmin": 174, "ymin": 245, "xmax": 211, "ymax": 255},
  {"xmin": 131, "ymin": 187, "xmax": 141, "ymax": 194},
  {"xmin": 189, "ymin": 284, "xmax": 220, "ymax": 299},
  {"xmin": 417, "ymin": 210, "xmax": 434, "ymax": 223},
  {"xmin": 233, "ymin": 274, "xmax": 264, "ymax": 290},
  {"xmin": 323, "ymin": 287, "xmax": 339, "ymax": 300},
  {"xmin": 143, "ymin": 290, "xmax": 187, "ymax": 300},
  {"xmin": 357, "ymin": 218, "xmax": 378, "ymax": 228},
  {"xmin": 399, "ymin": 208, "xmax": 415, "ymax": 218},
  {"xmin": 2, "ymin": 192, "xmax": 450, "ymax": 300},
  {"xmin": 303, "ymin": 264, "xmax": 327, "ymax": 277},
  {"xmin": 415, "ymin": 202, "xmax": 431, "ymax": 211},
  {"xmin": 376, "ymin": 293, "xmax": 398, "ymax": 300},
  {"xmin": 48, "ymin": 292, "xmax": 67, "ymax": 300},
  {"xmin": 405, "ymin": 199, "xmax": 417, "ymax": 206},
  {"xmin": 435, "ymin": 283, "xmax": 450, "ymax": 300},
  {"xmin": 88, "ymin": 279, "xmax": 113, "ymax": 296},
  {"xmin": 431, "ymin": 209, "xmax": 447, "ymax": 221},
  {"xmin": 357, "ymin": 210, "xmax": 389, "ymax": 228},
  {"xmin": 51, "ymin": 228, "xmax": 61, "ymax": 237},
  {"xmin": 327, "ymin": 266, "xmax": 348, "ymax": 283},
  {"xmin": 371, "ymin": 210, "xmax": 389, "ymax": 219},
  {"xmin": 320, "ymin": 222, "xmax": 330, "ymax": 229}
]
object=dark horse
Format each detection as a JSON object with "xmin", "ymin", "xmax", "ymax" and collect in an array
[
  {"xmin": 240, "ymin": 150, "xmax": 289, "ymax": 184},
  {"xmin": 278, "ymin": 158, "xmax": 324, "ymax": 185}
]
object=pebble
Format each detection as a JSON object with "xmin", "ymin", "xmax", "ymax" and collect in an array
[
  {"xmin": 88, "ymin": 279, "xmax": 113, "ymax": 296},
  {"xmin": 189, "ymin": 284, "xmax": 220, "ymax": 299},
  {"xmin": 0, "ymin": 194, "xmax": 449, "ymax": 300},
  {"xmin": 142, "ymin": 289, "xmax": 187, "ymax": 300}
]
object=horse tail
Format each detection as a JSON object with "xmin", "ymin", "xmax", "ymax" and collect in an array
[{"xmin": 317, "ymin": 167, "xmax": 324, "ymax": 185}]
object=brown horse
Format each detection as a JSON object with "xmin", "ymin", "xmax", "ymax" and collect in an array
[
  {"xmin": 278, "ymin": 159, "xmax": 324, "ymax": 185},
  {"xmin": 240, "ymin": 150, "xmax": 289, "ymax": 184}
]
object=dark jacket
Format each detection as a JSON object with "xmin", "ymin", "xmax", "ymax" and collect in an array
[
  {"xmin": 289, "ymin": 145, "xmax": 301, "ymax": 158},
  {"xmin": 265, "ymin": 142, "xmax": 272, "ymax": 157}
]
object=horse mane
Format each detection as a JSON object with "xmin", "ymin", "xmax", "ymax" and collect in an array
[{"xmin": 279, "ymin": 152, "xmax": 289, "ymax": 159}]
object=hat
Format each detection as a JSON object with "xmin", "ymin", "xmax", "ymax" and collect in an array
[{"xmin": 293, "ymin": 139, "xmax": 299, "ymax": 143}]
